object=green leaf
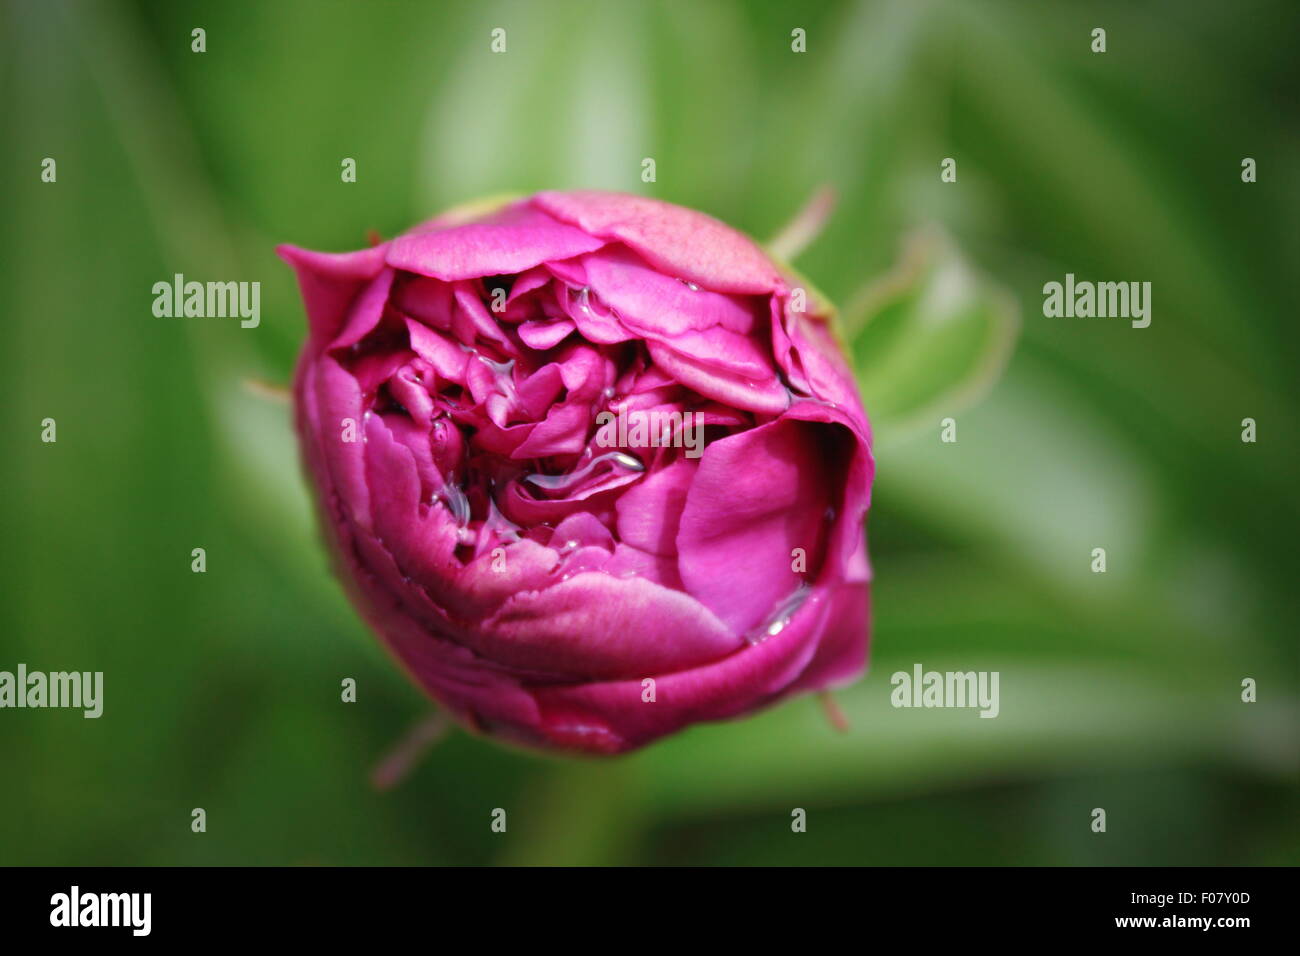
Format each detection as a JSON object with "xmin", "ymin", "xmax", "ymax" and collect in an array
[
  {"xmin": 845, "ymin": 228, "xmax": 1019, "ymax": 438},
  {"xmin": 624, "ymin": 661, "xmax": 1299, "ymax": 818}
]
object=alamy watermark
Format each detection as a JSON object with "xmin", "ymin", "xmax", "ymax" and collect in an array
[
  {"xmin": 0, "ymin": 664, "xmax": 103, "ymax": 718},
  {"xmin": 152, "ymin": 273, "xmax": 260, "ymax": 328},
  {"xmin": 1042, "ymin": 273, "xmax": 1150, "ymax": 328},
  {"xmin": 890, "ymin": 663, "xmax": 999, "ymax": 718},
  {"xmin": 50, "ymin": 886, "xmax": 150, "ymax": 936},
  {"xmin": 595, "ymin": 405, "xmax": 705, "ymax": 459}
]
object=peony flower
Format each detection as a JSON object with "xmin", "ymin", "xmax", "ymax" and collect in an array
[{"xmin": 279, "ymin": 191, "xmax": 873, "ymax": 755}]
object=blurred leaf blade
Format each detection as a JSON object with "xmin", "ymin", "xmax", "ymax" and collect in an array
[{"xmin": 847, "ymin": 228, "xmax": 1020, "ymax": 438}]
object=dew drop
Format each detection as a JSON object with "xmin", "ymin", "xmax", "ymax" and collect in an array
[
  {"xmin": 522, "ymin": 450, "xmax": 644, "ymax": 493},
  {"xmin": 746, "ymin": 585, "xmax": 811, "ymax": 645},
  {"xmin": 435, "ymin": 482, "xmax": 472, "ymax": 528},
  {"xmin": 475, "ymin": 354, "xmax": 517, "ymax": 402}
]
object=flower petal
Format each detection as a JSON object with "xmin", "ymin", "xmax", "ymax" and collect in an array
[
  {"xmin": 532, "ymin": 191, "xmax": 782, "ymax": 294},
  {"xmin": 476, "ymin": 572, "xmax": 741, "ymax": 680},
  {"xmin": 277, "ymin": 244, "xmax": 388, "ymax": 345},
  {"xmin": 527, "ymin": 581, "xmax": 835, "ymax": 753},
  {"xmin": 646, "ymin": 338, "xmax": 789, "ymax": 415},
  {"xmin": 615, "ymin": 457, "xmax": 695, "ymax": 556},
  {"xmin": 386, "ymin": 202, "xmax": 603, "ymax": 281},
  {"xmin": 677, "ymin": 416, "xmax": 850, "ymax": 634},
  {"xmin": 579, "ymin": 246, "xmax": 761, "ymax": 338}
]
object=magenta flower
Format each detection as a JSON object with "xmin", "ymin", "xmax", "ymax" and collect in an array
[{"xmin": 279, "ymin": 191, "xmax": 873, "ymax": 754}]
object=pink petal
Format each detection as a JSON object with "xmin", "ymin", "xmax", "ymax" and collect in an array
[
  {"xmin": 518, "ymin": 318, "xmax": 576, "ymax": 350},
  {"xmin": 404, "ymin": 318, "xmax": 470, "ymax": 384},
  {"xmin": 527, "ymin": 581, "xmax": 836, "ymax": 753},
  {"xmin": 550, "ymin": 511, "xmax": 616, "ymax": 551},
  {"xmin": 579, "ymin": 246, "xmax": 761, "ymax": 338},
  {"xmin": 646, "ymin": 339, "xmax": 789, "ymax": 415},
  {"xmin": 308, "ymin": 357, "xmax": 372, "ymax": 531},
  {"xmin": 386, "ymin": 202, "xmax": 604, "ymax": 281},
  {"xmin": 362, "ymin": 413, "xmax": 461, "ymax": 591},
  {"xmin": 785, "ymin": 581, "xmax": 870, "ymax": 694},
  {"xmin": 477, "ymin": 572, "xmax": 740, "ymax": 680},
  {"xmin": 614, "ymin": 457, "xmax": 696, "ymax": 556},
  {"xmin": 532, "ymin": 191, "xmax": 782, "ymax": 295},
  {"xmin": 677, "ymin": 417, "xmax": 850, "ymax": 634},
  {"xmin": 277, "ymin": 244, "xmax": 388, "ymax": 345}
]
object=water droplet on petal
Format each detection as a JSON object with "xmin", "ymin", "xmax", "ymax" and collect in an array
[
  {"xmin": 475, "ymin": 354, "xmax": 517, "ymax": 403},
  {"xmin": 522, "ymin": 451, "xmax": 644, "ymax": 493},
  {"xmin": 746, "ymin": 585, "xmax": 811, "ymax": 645},
  {"xmin": 436, "ymin": 482, "xmax": 472, "ymax": 528}
]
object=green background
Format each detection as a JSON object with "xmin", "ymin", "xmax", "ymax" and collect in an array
[{"xmin": 1, "ymin": 0, "xmax": 1296, "ymax": 865}]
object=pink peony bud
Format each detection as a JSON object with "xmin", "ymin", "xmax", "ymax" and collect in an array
[{"xmin": 279, "ymin": 191, "xmax": 873, "ymax": 754}]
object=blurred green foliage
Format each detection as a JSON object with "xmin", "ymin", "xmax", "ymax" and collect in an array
[{"xmin": 1, "ymin": 0, "xmax": 1296, "ymax": 865}]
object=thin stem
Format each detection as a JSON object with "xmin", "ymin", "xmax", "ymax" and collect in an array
[
  {"xmin": 242, "ymin": 378, "xmax": 291, "ymax": 404},
  {"xmin": 767, "ymin": 185, "xmax": 837, "ymax": 261},
  {"xmin": 370, "ymin": 710, "xmax": 453, "ymax": 791},
  {"xmin": 819, "ymin": 691, "xmax": 850, "ymax": 733}
]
